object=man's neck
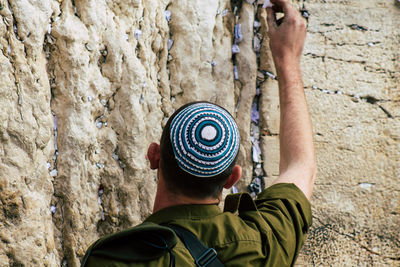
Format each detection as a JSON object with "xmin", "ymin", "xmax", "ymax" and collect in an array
[
  {"xmin": 153, "ymin": 184, "xmax": 220, "ymax": 213},
  {"xmin": 152, "ymin": 170, "xmax": 220, "ymax": 213},
  {"xmin": 153, "ymin": 191, "xmax": 220, "ymax": 213}
]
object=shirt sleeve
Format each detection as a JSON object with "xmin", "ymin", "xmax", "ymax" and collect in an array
[{"xmin": 254, "ymin": 183, "xmax": 312, "ymax": 266}]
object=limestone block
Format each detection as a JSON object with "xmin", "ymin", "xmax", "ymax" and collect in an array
[
  {"xmin": 234, "ymin": 1, "xmax": 258, "ymax": 189},
  {"xmin": 168, "ymin": 0, "xmax": 235, "ymax": 111},
  {"xmin": 303, "ymin": 1, "xmax": 399, "ymax": 100},
  {"xmin": 298, "ymin": 90, "xmax": 400, "ymax": 266}
]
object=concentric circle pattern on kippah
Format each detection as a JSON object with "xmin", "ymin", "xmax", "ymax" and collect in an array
[{"xmin": 170, "ymin": 103, "xmax": 240, "ymax": 177}]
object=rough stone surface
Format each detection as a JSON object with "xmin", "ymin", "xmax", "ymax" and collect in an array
[
  {"xmin": 0, "ymin": 0, "xmax": 398, "ymax": 266},
  {"xmin": 294, "ymin": 1, "xmax": 400, "ymax": 266}
]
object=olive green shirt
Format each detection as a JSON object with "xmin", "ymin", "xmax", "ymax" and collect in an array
[{"xmin": 84, "ymin": 183, "xmax": 312, "ymax": 266}]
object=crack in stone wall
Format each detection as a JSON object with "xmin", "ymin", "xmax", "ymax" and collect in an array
[{"xmin": 0, "ymin": 0, "xmax": 399, "ymax": 266}]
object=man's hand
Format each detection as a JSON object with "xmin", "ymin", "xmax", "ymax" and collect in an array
[
  {"xmin": 266, "ymin": 0, "xmax": 306, "ymax": 67},
  {"xmin": 265, "ymin": 0, "xmax": 316, "ymax": 200}
]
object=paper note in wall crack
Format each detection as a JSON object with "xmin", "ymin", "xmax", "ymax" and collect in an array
[{"xmin": 262, "ymin": 0, "xmax": 273, "ymax": 8}]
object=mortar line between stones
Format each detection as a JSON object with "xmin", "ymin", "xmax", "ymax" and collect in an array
[
  {"xmin": 306, "ymin": 85, "xmax": 396, "ymax": 118},
  {"xmin": 251, "ymin": 2, "xmax": 268, "ymax": 197},
  {"xmin": 45, "ymin": 1, "xmax": 68, "ymax": 265},
  {"xmin": 231, "ymin": 0, "xmax": 272, "ymax": 196},
  {"xmin": 164, "ymin": 1, "xmax": 175, "ymax": 120}
]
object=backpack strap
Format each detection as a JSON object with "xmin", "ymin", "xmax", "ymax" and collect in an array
[{"xmin": 167, "ymin": 224, "xmax": 225, "ymax": 267}]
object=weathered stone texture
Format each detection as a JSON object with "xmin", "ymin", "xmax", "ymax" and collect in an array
[
  {"xmin": 295, "ymin": 0, "xmax": 400, "ymax": 266},
  {"xmin": 0, "ymin": 0, "xmax": 398, "ymax": 266}
]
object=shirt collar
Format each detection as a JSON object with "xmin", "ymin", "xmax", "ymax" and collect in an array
[{"xmin": 145, "ymin": 204, "xmax": 222, "ymax": 224}]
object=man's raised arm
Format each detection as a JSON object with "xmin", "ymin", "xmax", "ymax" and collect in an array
[{"xmin": 267, "ymin": 0, "xmax": 316, "ymax": 199}]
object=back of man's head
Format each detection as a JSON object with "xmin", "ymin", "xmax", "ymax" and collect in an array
[{"xmin": 160, "ymin": 101, "xmax": 240, "ymax": 199}]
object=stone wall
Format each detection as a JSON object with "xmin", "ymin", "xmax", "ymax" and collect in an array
[{"xmin": 0, "ymin": 0, "xmax": 398, "ymax": 266}]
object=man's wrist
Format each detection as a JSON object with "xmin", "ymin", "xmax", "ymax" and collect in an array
[
  {"xmin": 273, "ymin": 57, "xmax": 301, "ymax": 73},
  {"xmin": 274, "ymin": 59, "xmax": 302, "ymax": 84}
]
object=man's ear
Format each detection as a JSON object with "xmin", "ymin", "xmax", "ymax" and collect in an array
[
  {"xmin": 147, "ymin": 143, "xmax": 160, "ymax": 170},
  {"xmin": 223, "ymin": 165, "xmax": 242, "ymax": 189}
]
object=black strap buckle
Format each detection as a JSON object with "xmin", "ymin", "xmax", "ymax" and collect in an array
[{"xmin": 195, "ymin": 248, "xmax": 218, "ymax": 267}]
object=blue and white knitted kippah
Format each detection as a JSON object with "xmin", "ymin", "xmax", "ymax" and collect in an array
[{"xmin": 170, "ymin": 103, "xmax": 240, "ymax": 177}]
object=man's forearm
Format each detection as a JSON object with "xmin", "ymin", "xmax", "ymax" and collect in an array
[
  {"xmin": 275, "ymin": 62, "xmax": 316, "ymax": 189},
  {"xmin": 270, "ymin": 61, "xmax": 316, "ymax": 199},
  {"xmin": 265, "ymin": 0, "xmax": 316, "ymax": 199}
]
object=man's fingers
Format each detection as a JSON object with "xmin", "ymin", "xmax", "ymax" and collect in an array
[
  {"xmin": 266, "ymin": 7, "xmax": 277, "ymax": 30},
  {"xmin": 276, "ymin": 17, "xmax": 285, "ymax": 26},
  {"xmin": 270, "ymin": 0, "xmax": 296, "ymax": 16}
]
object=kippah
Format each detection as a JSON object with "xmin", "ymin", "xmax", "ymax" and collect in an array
[{"xmin": 170, "ymin": 103, "xmax": 240, "ymax": 177}]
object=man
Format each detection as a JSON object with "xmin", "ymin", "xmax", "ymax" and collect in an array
[{"xmin": 83, "ymin": 0, "xmax": 315, "ymax": 265}]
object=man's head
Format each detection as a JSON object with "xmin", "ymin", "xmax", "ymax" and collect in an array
[{"xmin": 148, "ymin": 101, "xmax": 241, "ymax": 200}]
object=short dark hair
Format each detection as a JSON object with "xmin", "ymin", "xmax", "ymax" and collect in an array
[{"xmin": 159, "ymin": 101, "xmax": 239, "ymax": 199}]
